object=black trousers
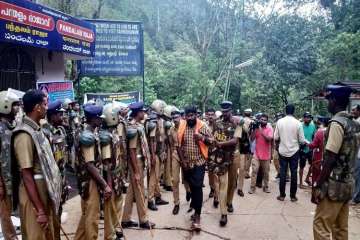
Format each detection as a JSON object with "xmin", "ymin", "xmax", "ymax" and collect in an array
[
  {"xmin": 279, "ymin": 152, "xmax": 299, "ymax": 198},
  {"xmin": 185, "ymin": 165, "xmax": 205, "ymax": 215}
]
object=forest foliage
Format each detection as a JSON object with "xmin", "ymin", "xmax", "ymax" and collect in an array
[{"xmin": 37, "ymin": 0, "xmax": 360, "ymax": 116}]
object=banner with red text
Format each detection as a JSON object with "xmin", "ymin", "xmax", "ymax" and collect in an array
[
  {"xmin": 0, "ymin": 0, "xmax": 95, "ymax": 57},
  {"xmin": 37, "ymin": 81, "xmax": 74, "ymax": 102}
]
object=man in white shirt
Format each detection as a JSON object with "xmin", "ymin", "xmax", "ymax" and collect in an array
[{"xmin": 274, "ymin": 104, "xmax": 306, "ymax": 202}]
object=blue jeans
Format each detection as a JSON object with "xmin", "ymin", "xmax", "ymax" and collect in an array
[
  {"xmin": 353, "ymin": 158, "xmax": 360, "ymax": 203},
  {"xmin": 279, "ymin": 152, "xmax": 299, "ymax": 198}
]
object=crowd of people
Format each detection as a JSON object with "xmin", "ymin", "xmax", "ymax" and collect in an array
[{"xmin": 0, "ymin": 83, "xmax": 359, "ymax": 240}]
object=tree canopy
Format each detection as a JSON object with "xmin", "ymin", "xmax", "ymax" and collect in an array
[{"xmin": 37, "ymin": 0, "xmax": 360, "ymax": 116}]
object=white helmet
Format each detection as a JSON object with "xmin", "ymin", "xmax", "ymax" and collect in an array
[
  {"xmin": 0, "ymin": 90, "xmax": 20, "ymax": 115},
  {"xmin": 164, "ymin": 105, "xmax": 177, "ymax": 118},
  {"xmin": 102, "ymin": 103, "xmax": 120, "ymax": 127},
  {"xmin": 63, "ymin": 98, "xmax": 74, "ymax": 109},
  {"xmin": 150, "ymin": 99, "xmax": 167, "ymax": 115},
  {"xmin": 215, "ymin": 111, "xmax": 222, "ymax": 119}
]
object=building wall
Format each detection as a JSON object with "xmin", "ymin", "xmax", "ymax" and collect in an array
[
  {"xmin": 0, "ymin": 44, "xmax": 65, "ymax": 84},
  {"xmin": 30, "ymin": 48, "xmax": 65, "ymax": 83}
]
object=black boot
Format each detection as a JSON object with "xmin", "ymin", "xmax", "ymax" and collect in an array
[
  {"xmin": 213, "ymin": 199, "xmax": 219, "ymax": 208},
  {"xmin": 209, "ymin": 188, "xmax": 214, "ymax": 198},
  {"xmin": 237, "ymin": 189, "xmax": 244, "ymax": 197},
  {"xmin": 121, "ymin": 220, "xmax": 138, "ymax": 228},
  {"xmin": 227, "ymin": 203, "xmax": 234, "ymax": 213},
  {"xmin": 186, "ymin": 192, "xmax": 191, "ymax": 202},
  {"xmin": 220, "ymin": 215, "xmax": 228, "ymax": 227},
  {"xmin": 116, "ymin": 231, "xmax": 124, "ymax": 239},
  {"xmin": 140, "ymin": 221, "xmax": 155, "ymax": 229},
  {"xmin": 155, "ymin": 197, "xmax": 169, "ymax": 205},
  {"xmin": 148, "ymin": 201, "xmax": 158, "ymax": 211},
  {"xmin": 172, "ymin": 205, "xmax": 180, "ymax": 215}
]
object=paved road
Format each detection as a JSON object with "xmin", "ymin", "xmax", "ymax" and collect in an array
[{"xmin": 61, "ymin": 165, "xmax": 360, "ymax": 240}]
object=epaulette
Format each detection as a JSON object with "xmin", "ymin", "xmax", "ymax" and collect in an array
[
  {"xmin": 79, "ymin": 130, "xmax": 96, "ymax": 147},
  {"xmin": 99, "ymin": 129, "xmax": 112, "ymax": 146},
  {"xmin": 147, "ymin": 121, "xmax": 157, "ymax": 132},
  {"xmin": 126, "ymin": 127, "xmax": 138, "ymax": 140},
  {"xmin": 164, "ymin": 121, "xmax": 172, "ymax": 130}
]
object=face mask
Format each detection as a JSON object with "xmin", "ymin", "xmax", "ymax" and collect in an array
[{"xmin": 187, "ymin": 119, "xmax": 196, "ymax": 127}]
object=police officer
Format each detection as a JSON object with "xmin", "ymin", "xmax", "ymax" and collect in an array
[
  {"xmin": 243, "ymin": 108, "xmax": 254, "ymax": 180},
  {"xmin": 236, "ymin": 108, "xmax": 253, "ymax": 197},
  {"xmin": 121, "ymin": 102, "xmax": 155, "ymax": 229},
  {"xmin": 209, "ymin": 101, "xmax": 241, "ymax": 227},
  {"xmin": 42, "ymin": 100, "xmax": 69, "ymax": 240},
  {"xmin": 273, "ymin": 113, "xmax": 285, "ymax": 179},
  {"xmin": 205, "ymin": 108, "xmax": 217, "ymax": 198},
  {"xmin": 100, "ymin": 103, "xmax": 127, "ymax": 240},
  {"xmin": 312, "ymin": 84, "xmax": 360, "ymax": 240},
  {"xmin": 12, "ymin": 90, "xmax": 62, "ymax": 240},
  {"xmin": 63, "ymin": 98, "xmax": 77, "ymax": 169},
  {"xmin": 0, "ymin": 90, "xmax": 21, "ymax": 240},
  {"xmin": 164, "ymin": 105, "xmax": 175, "ymax": 192},
  {"xmin": 147, "ymin": 100, "xmax": 169, "ymax": 211},
  {"xmin": 74, "ymin": 104, "xmax": 112, "ymax": 240}
]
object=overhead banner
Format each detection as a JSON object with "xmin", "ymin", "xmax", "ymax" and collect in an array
[
  {"xmin": 37, "ymin": 81, "xmax": 75, "ymax": 102},
  {"xmin": 79, "ymin": 20, "xmax": 144, "ymax": 76},
  {"xmin": 0, "ymin": 0, "xmax": 95, "ymax": 57},
  {"xmin": 84, "ymin": 91, "xmax": 140, "ymax": 105}
]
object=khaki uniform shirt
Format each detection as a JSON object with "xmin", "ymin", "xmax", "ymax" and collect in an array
[
  {"xmin": 128, "ymin": 120, "xmax": 144, "ymax": 156},
  {"xmin": 325, "ymin": 112, "xmax": 345, "ymax": 154},
  {"xmin": 14, "ymin": 132, "xmax": 42, "ymax": 174}
]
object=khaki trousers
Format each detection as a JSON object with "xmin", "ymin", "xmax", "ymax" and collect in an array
[
  {"xmin": 0, "ymin": 195, "xmax": 17, "ymax": 240},
  {"xmin": 171, "ymin": 150, "xmax": 181, "ymax": 205},
  {"xmin": 313, "ymin": 197, "xmax": 349, "ymax": 240},
  {"xmin": 208, "ymin": 172, "xmax": 216, "ymax": 190},
  {"xmin": 214, "ymin": 172, "xmax": 229, "ymax": 215},
  {"xmin": 74, "ymin": 179, "xmax": 100, "ymax": 240},
  {"xmin": 273, "ymin": 150, "xmax": 280, "ymax": 174},
  {"xmin": 164, "ymin": 148, "xmax": 173, "ymax": 187},
  {"xmin": 250, "ymin": 157, "xmax": 270, "ymax": 189},
  {"xmin": 148, "ymin": 156, "xmax": 161, "ymax": 200},
  {"xmin": 19, "ymin": 179, "xmax": 56, "ymax": 240},
  {"xmin": 104, "ymin": 194, "xmax": 124, "ymax": 240},
  {"xmin": 227, "ymin": 151, "xmax": 240, "ymax": 205},
  {"xmin": 237, "ymin": 154, "xmax": 247, "ymax": 191},
  {"xmin": 172, "ymin": 150, "xmax": 191, "ymax": 204},
  {"xmin": 245, "ymin": 154, "xmax": 252, "ymax": 176},
  {"xmin": 122, "ymin": 160, "xmax": 147, "ymax": 223}
]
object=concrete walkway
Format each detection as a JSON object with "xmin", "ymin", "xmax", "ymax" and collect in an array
[{"xmin": 61, "ymin": 166, "xmax": 360, "ymax": 240}]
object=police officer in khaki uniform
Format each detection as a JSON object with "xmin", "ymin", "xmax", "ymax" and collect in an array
[
  {"xmin": 237, "ymin": 108, "xmax": 253, "ymax": 197},
  {"xmin": 42, "ymin": 100, "xmax": 69, "ymax": 240},
  {"xmin": 209, "ymin": 101, "xmax": 241, "ymax": 227},
  {"xmin": 205, "ymin": 108, "xmax": 217, "ymax": 198},
  {"xmin": 12, "ymin": 90, "xmax": 62, "ymax": 240},
  {"xmin": 147, "ymin": 100, "xmax": 169, "ymax": 211},
  {"xmin": 163, "ymin": 105, "xmax": 174, "ymax": 191},
  {"xmin": 121, "ymin": 102, "xmax": 155, "ymax": 229},
  {"xmin": 243, "ymin": 108, "xmax": 254, "ymax": 179},
  {"xmin": 0, "ymin": 90, "xmax": 20, "ymax": 240},
  {"xmin": 312, "ymin": 84, "xmax": 360, "ymax": 240},
  {"xmin": 100, "ymin": 103, "xmax": 127, "ymax": 240},
  {"xmin": 272, "ymin": 113, "xmax": 285, "ymax": 179},
  {"xmin": 74, "ymin": 104, "xmax": 112, "ymax": 240}
]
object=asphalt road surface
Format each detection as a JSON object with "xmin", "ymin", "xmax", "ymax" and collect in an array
[{"xmin": 61, "ymin": 165, "xmax": 360, "ymax": 240}]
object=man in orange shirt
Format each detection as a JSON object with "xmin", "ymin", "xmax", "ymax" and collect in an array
[{"xmin": 177, "ymin": 106, "xmax": 213, "ymax": 231}]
